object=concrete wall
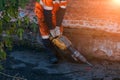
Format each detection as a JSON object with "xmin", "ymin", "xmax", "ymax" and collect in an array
[
  {"xmin": 64, "ymin": 28, "xmax": 120, "ymax": 61},
  {"xmin": 63, "ymin": 0, "xmax": 120, "ymax": 61},
  {"xmin": 63, "ymin": 0, "xmax": 120, "ymax": 33}
]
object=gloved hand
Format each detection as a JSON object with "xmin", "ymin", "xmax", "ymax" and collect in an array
[
  {"xmin": 50, "ymin": 29, "xmax": 56, "ymax": 37},
  {"xmin": 50, "ymin": 26, "xmax": 62, "ymax": 37},
  {"xmin": 55, "ymin": 26, "xmax": 62, "ymax": 36}
]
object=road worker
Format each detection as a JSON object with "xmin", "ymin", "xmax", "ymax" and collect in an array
[{"xmin": 34, "ymin": 0, "xmax": 67, "ymax": 64}]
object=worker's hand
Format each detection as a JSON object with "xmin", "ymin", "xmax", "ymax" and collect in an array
[
  {"xmin": 50, "ymin": 29, "xmax": 56, "ymax": 37},
  {"xmin": 50, "ymin": 26, "xmax": 62, "ymax": 37},
  {"xmin": 55, "ymin": 26, "xmax": 62, "ymax": 37}
]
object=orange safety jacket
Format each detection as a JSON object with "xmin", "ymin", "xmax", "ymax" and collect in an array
[{"xmin": 34, "ymin": 0, "xmax": 67, "ymax": 39}]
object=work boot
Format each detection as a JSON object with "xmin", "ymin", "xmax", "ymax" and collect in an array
[
  {"xmin": 42, "ymin": 39, "xmax": 58, "ymax": 64},
  {"xmin": 49, "ymin": 55, "xmax": 58, "ymax": 64}
]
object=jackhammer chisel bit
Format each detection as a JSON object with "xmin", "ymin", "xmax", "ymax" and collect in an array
[{"xmin": 68, "ymin": 46, "xmax": 92, "ymax": 66}]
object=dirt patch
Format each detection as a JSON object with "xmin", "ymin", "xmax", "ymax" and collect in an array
[{"xmin": 0, "ymin": 46, "xmax": 120, "ymax": 80}]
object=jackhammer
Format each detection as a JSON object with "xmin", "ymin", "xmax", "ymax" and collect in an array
[{"xmin": 50, "ymin": 35, "xmax": 92, "ymax": 66}]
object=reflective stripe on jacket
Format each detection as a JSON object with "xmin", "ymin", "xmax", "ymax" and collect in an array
[{"xmin": 34, "ymin": 0, "xmax": 67, "ymax": 39}]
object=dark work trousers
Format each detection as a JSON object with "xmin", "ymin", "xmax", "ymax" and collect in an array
[
  {"xmin": 43, "ymin": 9, "xmax": 54, "ymax": 30},
  {"xmin": 56, "ymin": 7, "xmax": 66, "ymax": 27},
  {"xmin": 42, "ymin": 39, "xmax": 57, "ymax": 58}
]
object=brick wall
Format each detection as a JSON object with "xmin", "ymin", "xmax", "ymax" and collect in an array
[{"xmin": 63, "ymin": 0, "xmax": 120, "ymax": 33}]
